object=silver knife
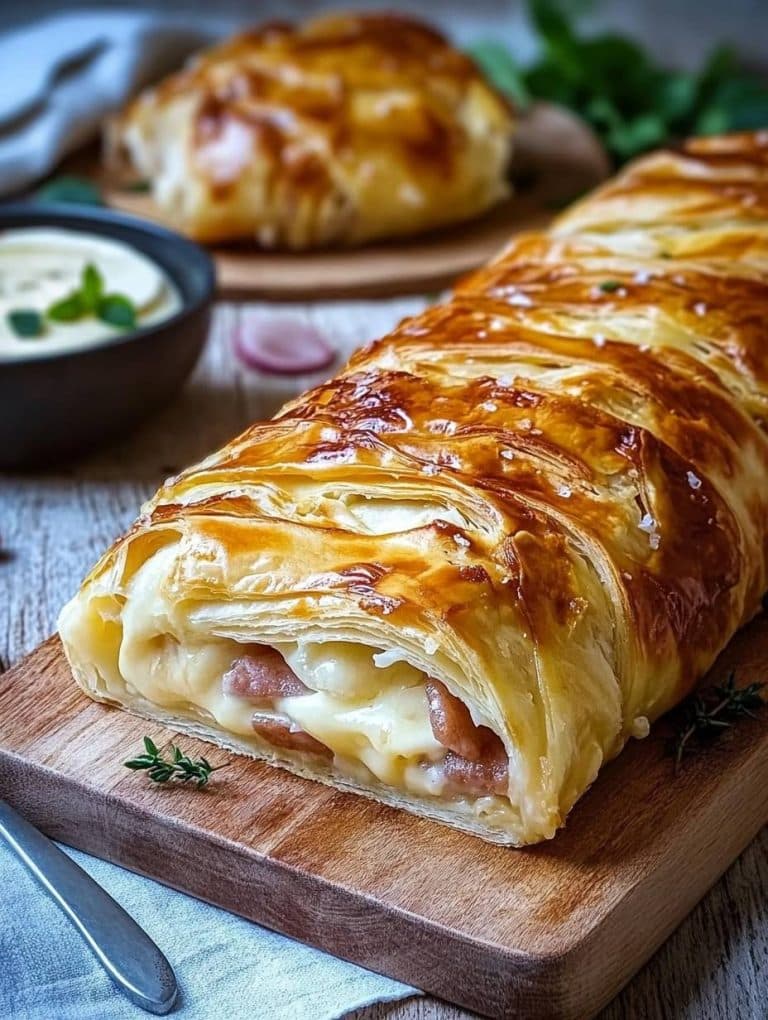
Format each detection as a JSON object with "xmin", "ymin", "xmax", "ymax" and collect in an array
[{"xmin": 0, "ymin": 798, "xmax": 178, "ymax": 1015}]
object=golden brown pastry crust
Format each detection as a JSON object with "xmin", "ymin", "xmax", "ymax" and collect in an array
[
  {"xmin": 61, "ymin": 131, "xmax": 768, "ymax": 845},
  {"xmin": 108, "ymin": 12, "xmax": 514, "ymax": 247}
]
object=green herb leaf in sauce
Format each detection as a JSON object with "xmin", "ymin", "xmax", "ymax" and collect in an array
[
  {"xmin": 597, "ymin": 279, "xmax": 622, "ymax": 293},
  {"xmin": 36, "ymin": 175, "xmax": 103, "ymax": 206},
  {"xmin": 81, "ymin": 262, "xmax": 104, "ymax": 312},
  {"xmin": 47, "ymin": 293, "xmax": 84, "ymax": 322},
  {"xmin": 7, "ymin": 309, "xmax": 44, "ymax": 338},
  {"xmin": 97, "ymin": 294, "xmax": 137, "ymax": 329},
  {"xmin": 44, "ymin": 263, "xmax": 137, "ymax": 330}
]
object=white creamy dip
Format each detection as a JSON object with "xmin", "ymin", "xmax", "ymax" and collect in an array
[{"xmin": 0, "ymin": 228, "xmax": 182, "ymax": 359}]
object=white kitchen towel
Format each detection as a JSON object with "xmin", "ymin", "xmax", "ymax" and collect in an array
[
  {"xmin": 0, "ymin": 10, "xmax": 231, "ymax": 196},
  {"xmin": 0, "ymin": 840, "xmax": 417, "ymax": 1019}
]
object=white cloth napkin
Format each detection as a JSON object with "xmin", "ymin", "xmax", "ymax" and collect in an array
[
  {"xmin": 0, "ymin": 841, "xmax": 417, "ymax": 1019},
  {"xmin": 0, "ymin": 10, "xmax": 230, "ymax": 196}
]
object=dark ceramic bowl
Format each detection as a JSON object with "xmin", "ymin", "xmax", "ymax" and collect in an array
[{"xmin": 0, "ymin": 203, "xmax": 215, "ymax": 468}]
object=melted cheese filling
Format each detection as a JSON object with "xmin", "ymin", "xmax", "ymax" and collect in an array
[
  {"xmin": 117, "ymin": 546, "xmax": 508, "ymax": 810},
  {"xmin": 274, "ymin": 642, "xmax": 446, "ymax": 795}
]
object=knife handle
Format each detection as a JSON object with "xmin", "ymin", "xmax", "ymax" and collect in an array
[{"xmin": 0, "ymin": 799, "xmax": 178, "ymax": 1015}]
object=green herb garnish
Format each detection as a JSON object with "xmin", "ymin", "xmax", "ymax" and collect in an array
[
  {"xmin": 42, "ymin": 263, "xmax": 137, "ymax": 330},
  {"xmin": 7, "ymin": 309, "xmax": 44, "ymax": 338},
  {"xmin": 36, "ymin": 175, "xmax": 103, "ymax": 206},
  {"xmin": 97, "ymin": 293, "xmax": 136, "ymax": 329},
  {"xmin": 47, "ymin": 293, "xmax": 84, "ymax": 322},
  {"xmin": 124, "ymin": 736, "xmax": 227, "ymax": 789},
  {"xmin": 81, "ymin": 262, "xmax": 103, "ymax": 312},
  {"xmin": 466, "ymin": 41, "xmax": 531, "ymax": 109},
  {"xmin": 597, "ymin": 279, "xmax": 622, "ymax": 293},
  {"xmin": 671, "ymin": 672, "xmax": 766, "ymax": 770},
  {"xmin": 469, "ymin": 0, "xmax": 768, "ymax": 165}
]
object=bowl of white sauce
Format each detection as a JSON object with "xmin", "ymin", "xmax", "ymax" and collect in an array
[{"xmin": 0, "ymin": 203, "xmax": 214, "ymax": 467}]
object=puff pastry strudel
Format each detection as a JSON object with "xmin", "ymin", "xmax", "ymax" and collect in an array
[
  {"xmin": 60, "ymin": 131, "xmax": 768, "ymax": 845},
  {"xmin": 107, "ymin": 12, "xmax": 514, "ymax": 247}
]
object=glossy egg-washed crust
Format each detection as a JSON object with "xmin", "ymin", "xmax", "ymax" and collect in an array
[
  {"xmin": 107, "ymin": 12, "xmax": 514, "ymax": 247},
  {"xmin": 61, "ymin": 131, "xmax": 768, "ymax": 845}
]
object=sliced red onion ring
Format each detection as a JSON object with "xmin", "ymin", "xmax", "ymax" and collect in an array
[{"xmin": 234, "ymin": 315, "xmax": 336, "ymax": 375}]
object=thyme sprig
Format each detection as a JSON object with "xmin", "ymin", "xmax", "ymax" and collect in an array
[
  {"xmin": 124, "ymin": 736, "xmax": 227, "ymax": 789},
  {"xmin": 671, "ymin": 672, "xmax": 765, "ymax": 770}
]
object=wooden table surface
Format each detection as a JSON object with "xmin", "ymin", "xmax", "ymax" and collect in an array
[{"xmin": 2, "ymin": 300, "xmax": 766, "ymax": 1020}]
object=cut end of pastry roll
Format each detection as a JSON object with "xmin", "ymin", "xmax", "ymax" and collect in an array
[{"xmin": 59, "ymin": 539, "xmax": 585, "ymax": 845}]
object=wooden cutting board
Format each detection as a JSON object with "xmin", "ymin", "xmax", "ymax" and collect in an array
[
  {"xmin": 104, "ymin": 187, "xmax": 552, "ymax": 299},
  {"xmin": 2, "ymin": 625, "xmax": 767, "ymax": 1020}
]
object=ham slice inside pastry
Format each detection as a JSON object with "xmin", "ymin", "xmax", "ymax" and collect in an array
[
  {"xmin": 222, "ymin": 649, "xmax": 311, "ymax": 701},
  {"xmin": 425, "ymin": 680, "xmax": 509, "ymax": 796},
  {"xmin": 223, "ymin": 652, "xmax": 333, "ymax": 758},
  {"xmin": 221, "ymin": 647, "xmax": 510, "ymax": 797}
]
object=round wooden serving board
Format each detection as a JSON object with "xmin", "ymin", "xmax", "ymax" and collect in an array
[{"xmin": 93, "ymin": 103, "xmax": 611, "ymax": 299}]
